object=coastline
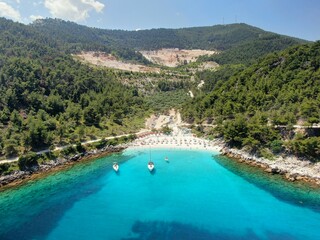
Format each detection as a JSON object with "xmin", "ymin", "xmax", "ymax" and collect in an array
[
  {"xmin": 0, "ymin": 131, "xmax": 222, "ymax": 191},
  {"xmin": 129, "ymin": 129, "xmax": 320, "ymax": 186},
  {"xmin": 1, "ymin": 130, "xmax": 319, "ymax": 190},
  {"xmin": 0, "ymin": 146, "xmax": 126, "ymax": 191},
  {"xmin": 128, "ymin": 133, "xmax": 222, "ymax": 153},
  {"xmin": 221, "ymin": 147, "xmax": 320, "ymax": 186}
]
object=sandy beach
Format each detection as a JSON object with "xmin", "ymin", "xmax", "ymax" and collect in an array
[
  {"xmin": 129, "ymin": 133, "xmax": 222, "ymax": 152},
  {"xmin": 131, "ymin": 109, "xmax": 222, "ymax": 152},
  {"xmin": 134, "ymin": 110, "xmax": 320, "ymax": 186},
  {"xmin": 1, "ymin": 109, "xmax": 319, "ymax": 188},
  {"xmin": 128, "ymin": 129, "xmax": 320, "ymax": 186}
]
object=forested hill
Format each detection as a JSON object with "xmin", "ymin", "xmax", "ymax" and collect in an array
[
  {"xmin": 0, "ymin": 18, "xmax": 62, "ymax": 60},
  {"xmin": 31, "ymin": 18, "xmax": 307, "ymax": 64},
  {"xmin": 29, "ymin": 18, "xmax": 150, "ymax": 64},
  {"xmin": 0, "ymin": 17, "xmax": 315, "ymax": 161},
  {"xmin": 0, "ymin": 17, "xmax": 147, "ymax": 159},
  {"xmin": 182, "ymin": 42, "xmax": 320, "ymax": 160},
  {"xmin": 183, "ymin": 41, "xmax": 320, "ymax": 123},
  {"xmin": 199, "ymin": 35, "xmax": 306, "ymax": 65}
]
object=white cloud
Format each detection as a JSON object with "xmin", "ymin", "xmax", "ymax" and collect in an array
[
  {"xmin": 44, "ymin": 0, "xmax": 104, "ymax": 22},
  {"xmin": 30, "ymin": 14, "xmax": 44, "ymax": 21},
  {"xmin": 0, "ymin": 2, "xmax": 21, "ymax": 21}
]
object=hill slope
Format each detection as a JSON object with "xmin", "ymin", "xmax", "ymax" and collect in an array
[
  {"xmin": 0, "ymin": 17, "xmax": 61, "ymax": 60},
  {"xmin": 0, "ymin": 18, "xmax": 147, "ymax": 159},
  {"xmin": 199, "ymin": 34, "xmax": 305, "ymax": 65},
  {"xmin": 0, "ymin": 17, "xmax": 315, "ymax": 161},
  {"xmin": 183, "ymin": 42, "xmax": 320, "ymax": 122},
  {"xmin": 182, "ymin": 42, "xmax": 320, "ymax": 159},
  {"xmin": 31, "ymin": 19, "xmax": 307, "ymax": 65}
]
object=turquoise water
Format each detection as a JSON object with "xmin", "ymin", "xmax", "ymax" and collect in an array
[{"xmin": 1, "ymin": 149, "xmax": 320, "ymax": 240}]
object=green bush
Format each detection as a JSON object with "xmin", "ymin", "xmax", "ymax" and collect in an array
[
  {"xmin": 18, "ymin": 152, "xmax": 38, "ymax": 170},
  {"xmin": 259, "ymin": 148, "xmax": 275, "ymax": 160},
  {"xmin": 3, "ymin": 143, "xmax": 18, "ymax": 158},
  {"xmin": 287, "ymin": 137, "xmax": 320, "ymax": 161},
  {"xmin": 308, "ymin": 117, "xmax": 319, "ymax": 125},
  {"xmin": 270, "ymin": 140, "xmax": 284, "ymax": 154},
  {"xmin": 60, "ymin": 146, "xmax": 77, "ymax": 156},
  {"xmin": 75, "ymin": 142, "xmax": 85, "ymax": 153},
  {"xmin": 0, "ymin": 163, "xmax": 10, "ymax": 175},
  {"xmin": 107, "ymin": 138, "xmax": 118, "ymax": 146},
  {"xmin": 94, "ymin": 139, "xmax": 107, "ymax": 149},
  {"xmin": 161, "ymin": 125, "xmax": 172, "ymax": 135}
]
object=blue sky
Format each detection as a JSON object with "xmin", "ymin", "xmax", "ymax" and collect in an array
[{"xmin": 0, "ymin": 0, "xmax": 319, "ymax": 41}]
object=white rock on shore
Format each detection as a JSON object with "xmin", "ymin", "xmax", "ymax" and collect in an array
[{"xmin": 222, "ymin": 147, "xmax": 320, "ymax": 185}]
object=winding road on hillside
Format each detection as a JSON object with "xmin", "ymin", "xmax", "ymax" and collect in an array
[
  {"xmin": 0, "ymin": 131, "xmax": 151, "ymax": 165},
  {"xmin": 1, "ymin": 110, "xmax": 319, "ymax": 165}
]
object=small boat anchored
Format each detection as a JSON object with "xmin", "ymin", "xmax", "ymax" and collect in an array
[
  {"xmin": 148, "ymin": 147, "xmax": 155, "ymax": 172},
  {"xmin": 148, "ymin": 161, "xmax": 155, "ymax": 172},
  {"xmin": 113, "ymin": 162, "xmax": 119, "ymax": 172},
  {"xmin": 164, "ymin": 156, "xmax": 169, "ymax": 162}
]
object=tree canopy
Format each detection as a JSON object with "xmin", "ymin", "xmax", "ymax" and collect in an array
[{"xmin": 182, "ymin": 42, "xmax": 320, "ymax": 160}]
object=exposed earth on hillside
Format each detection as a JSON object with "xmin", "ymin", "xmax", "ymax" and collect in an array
[
  {"xmin": 75, "ymin": 50, "xmax": 219, "ymax": 73},
  {"xmin": 75, "ymin": 52, "xmax": 161, "ymax": 73},
  {"xmin": 140, "ymin": 48, "xmax": 218, "ymax": 67}
]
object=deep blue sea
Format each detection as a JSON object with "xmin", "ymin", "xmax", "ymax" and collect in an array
[{"xmin": 0, "ymin": 148, "xmax": 320, "ymax": 240}]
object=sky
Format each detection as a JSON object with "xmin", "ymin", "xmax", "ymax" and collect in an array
[{"xmin": 0, "ymin": 0, "xmax": 319, "ymax": 41}]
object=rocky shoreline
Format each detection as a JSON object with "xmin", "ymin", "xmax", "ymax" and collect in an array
[
  {"xmin": 0, "ymin": 145, "xmax": 128, "ymax": 190},
  {"xmin": 2, "ymin": 140, "xmax": 320, "ymax": 190},
  {"xmin": 221, "ymin": 147, "xmax": 320, "ymax": 186}
]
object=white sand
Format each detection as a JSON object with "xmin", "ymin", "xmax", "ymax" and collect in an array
[
  {"xmin": 128, "ymin": 133, "xmax": 222, "ymax": 153},
  {"xmin": 133, "ymin": 109, "xmax": 222, "ymax": 152}
]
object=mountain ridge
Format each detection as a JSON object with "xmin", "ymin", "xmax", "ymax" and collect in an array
[
  {"xmin": 0, "ymin": 16, "xmax": 317, "ymax": 163},
  {"xmin": 30, "ymin": 18, "xmax": 308, "ymax": 65},
  {"xmin": 31, "ymin": 18, "xmax": 308, "ymax": 51}
]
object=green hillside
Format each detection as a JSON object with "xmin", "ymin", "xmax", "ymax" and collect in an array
[
  {"xmin": 0, "ymin": 18, "xmax": 61, "ymax": 59},
  {"xmin": 198, "ymin": 34, "xmax": 305, "ymax": 65},
  {"xmin": 32, "ymin": 19, "xmax": 306, "ymax": 65},
  {"xmin": 0, "ymin": 17, "xmax": 316, "ymax": 161},
  {"xmin": 30, "ymin": 18, "xmax": 151, "ymax": 65},
  {"xmin": 182, "ymin": 42, "xmax": 320, "ymax": 160},
  {"xmin": 0, "ymin": 18, "xmax": 148, "ymax": 158}
]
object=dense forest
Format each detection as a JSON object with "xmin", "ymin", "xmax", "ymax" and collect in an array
[
  {"xmin": 29, "ymin": 18, "xmax": 151, "ymax": 65},
  {"xmin": 182, "ymin": 42, "xmax": 320, "ymax": 160},
  {"xmin": 198, "ymin": 34, "xmax": 304, "ymax": 65},
  {"xmin": 0, "ymin": 16, "xmax": 317, "ymax": 163},
  {"xmin": 32, "ymin": 19, "xmax": 306, "ymax": 65},
  {"xmin": 0, "ymin": 18, "xmax": 148, "ymax": 159},
  {"xmin": 0, "ymin": 55, "xmax": 148, "ymax": 157}
]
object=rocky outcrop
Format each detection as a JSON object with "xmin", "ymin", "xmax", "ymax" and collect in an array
[{"xmin": 221, "ymin": 147, "xmax": 320, "ymax": 186}]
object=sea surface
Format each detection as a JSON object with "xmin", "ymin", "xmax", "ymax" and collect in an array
[{"xmin": 0, "ymin": 148, "xmax": 320, "ymax": 240}]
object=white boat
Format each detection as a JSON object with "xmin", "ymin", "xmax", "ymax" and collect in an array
[
  {"xmin": 164, "ymin": 156, "xmax": 169, "ymax": 162},
  {"xmin": 148, "ymin": 161, "xmax": 155, "ymax": 171},
  {"xmin": 113, "ymin": 162, "xmax": 119, "ymax": 172},
  {"xmin": 147, "ymin": 147, "xmax": 155, "ymax": 171}
]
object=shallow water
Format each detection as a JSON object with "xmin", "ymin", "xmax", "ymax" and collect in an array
[{"xmin": 0, "ymin": 149, "xmax": 320, "ymax": 240}]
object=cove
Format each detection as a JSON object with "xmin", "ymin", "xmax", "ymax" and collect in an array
[{"xmin": 0, "ymin": 148, "xmax": 320, "ymax": 240}]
